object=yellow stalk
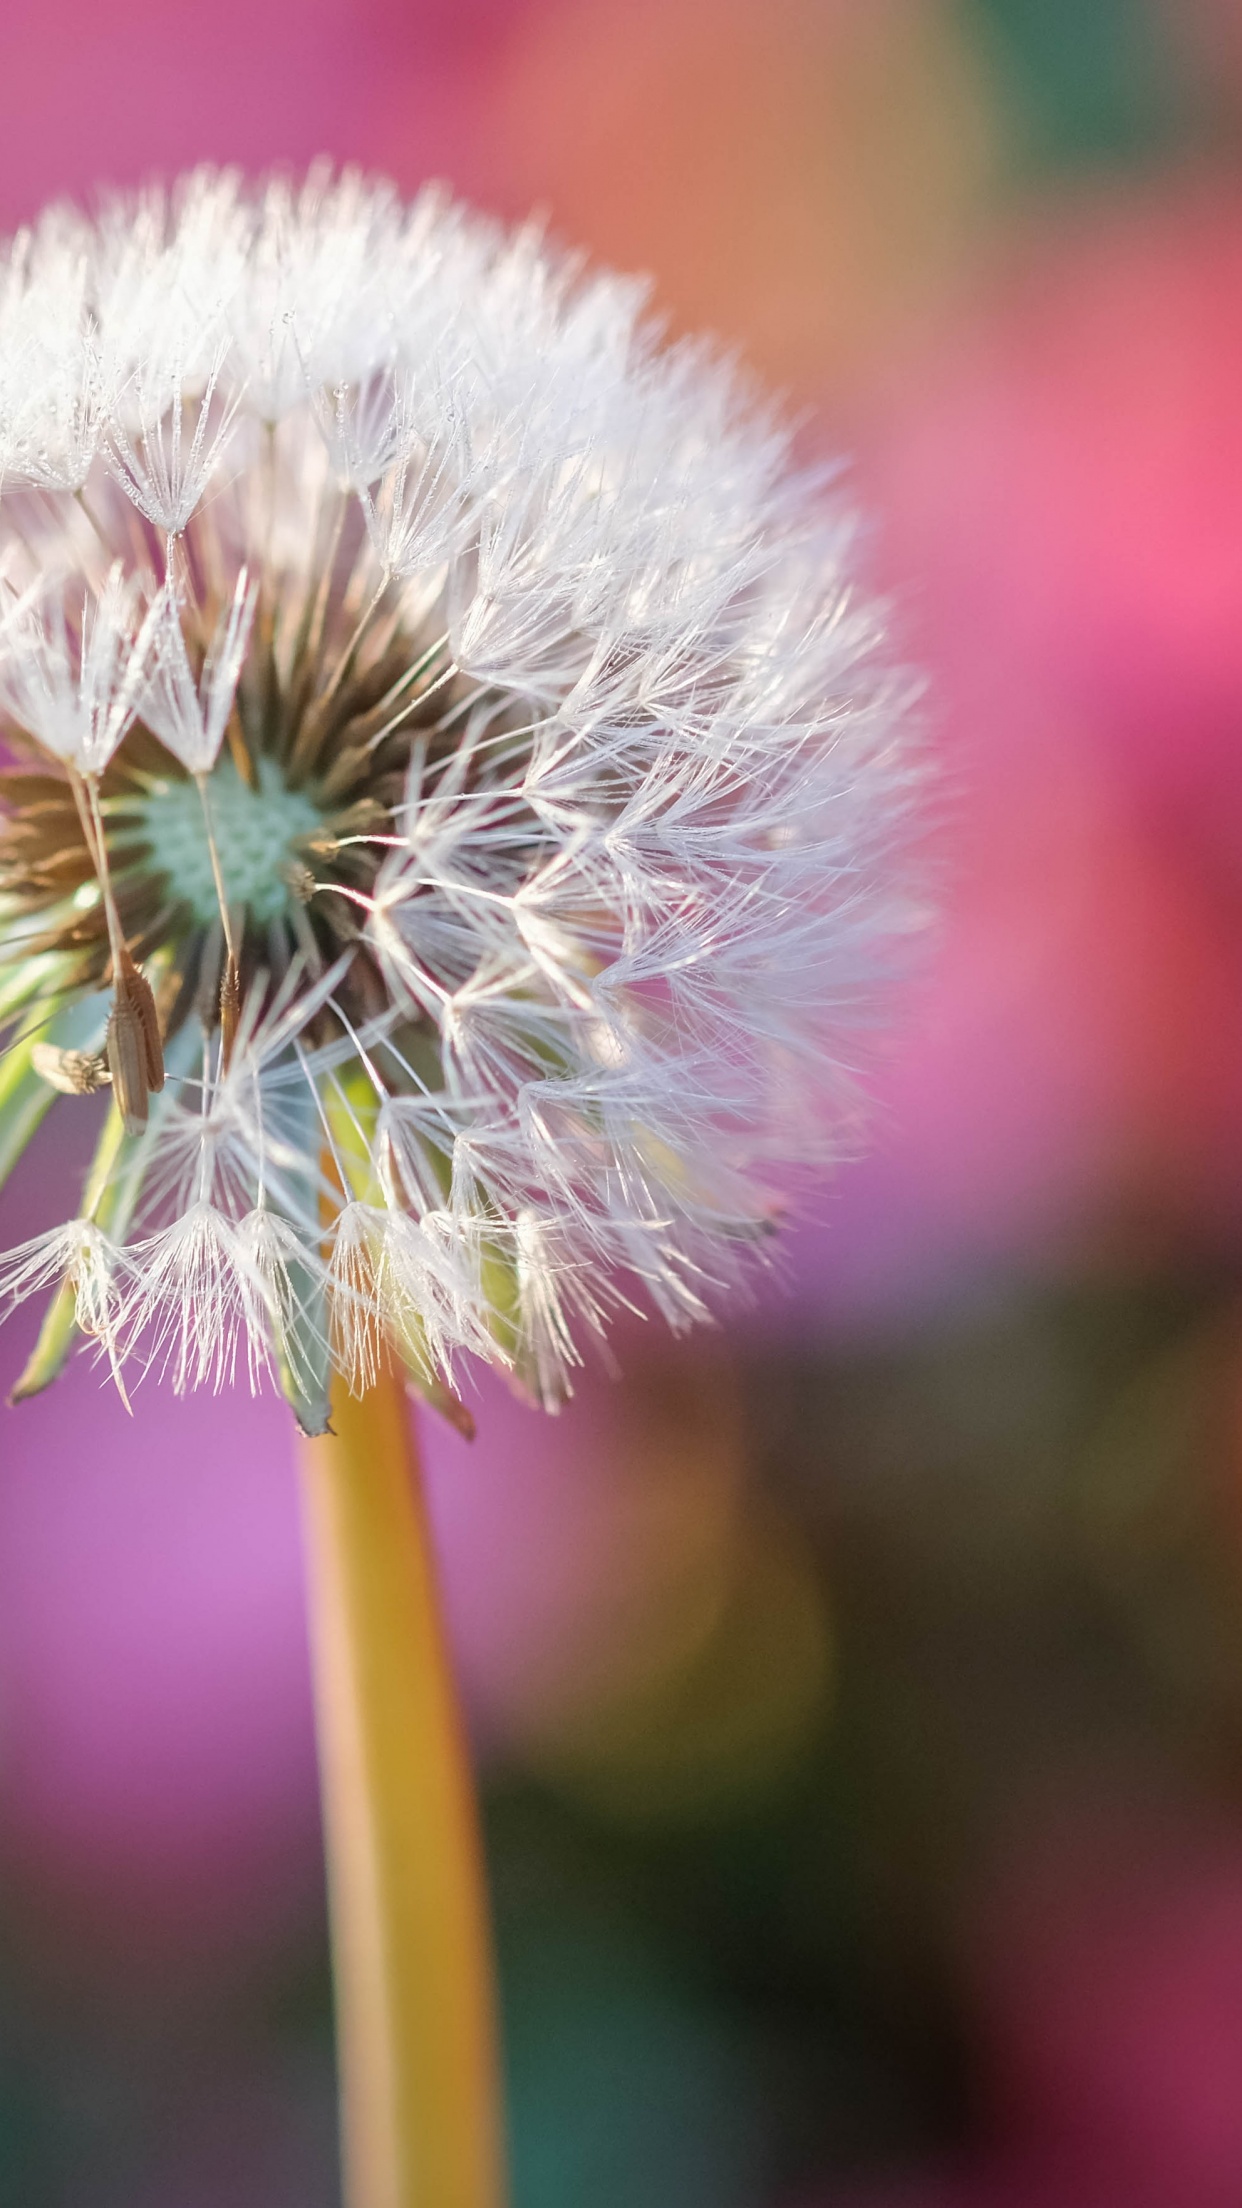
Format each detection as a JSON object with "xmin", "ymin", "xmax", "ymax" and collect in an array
[{"xmin": 297, "ymin": 1366, "xmax": 508, "ymax": 2208}]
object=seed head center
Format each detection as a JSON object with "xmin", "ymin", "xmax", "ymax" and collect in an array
[{"xmin": 135, "ymin": 756, "xmax": 325, "ymax": 928}]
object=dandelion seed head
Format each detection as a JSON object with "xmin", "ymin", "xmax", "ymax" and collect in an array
[{"xmin": 0, "ymin": 165, "xmax": 924, "ymax": 1428}]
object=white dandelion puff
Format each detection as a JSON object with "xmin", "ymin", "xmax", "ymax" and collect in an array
[
  {"xmin": 105, "ymin": 336, "xmax": 240, "ymax": 539},
  {"xmin": 137, "ymin": 566, "xmax": 258, "ymax": 776},
  {"xmin": 0, "ymin": 242, "xmax": 110, "ymax": 494},
  {"xmin": 0, "ymin": 165, "xmax": 925, "ymax": 1427},
  {"xmin": 328, "ymin": 1201, "xmax": 480, "ymax": 1397},
  {"xmin": 121, "ymin": 1201, "xmax": 268, "ymax": 1396},
  {"xmin": 0, "ymin": 561, "xmax": 154, "ymax": 773},
  {"xmin": 236, "ymin": 1204, "xmax": 331, "ymax": 1400},
  {"xmin": 0, "ymin": 1218, "xmax": 130, "ymax": 1401}
]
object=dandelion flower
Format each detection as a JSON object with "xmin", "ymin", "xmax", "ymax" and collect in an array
[{"xmin": 0, "ymin": 165, "xmax": 922, "ymax": 1433}]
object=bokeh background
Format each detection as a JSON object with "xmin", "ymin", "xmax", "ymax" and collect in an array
[{"xmin": 3, "ymin": 2, "xmax": 1242, "ymax": 2201}]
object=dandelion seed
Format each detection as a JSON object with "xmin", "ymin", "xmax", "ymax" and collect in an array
[
  {"xmin": 0, "ymin": 1218, "xmax": 130, "ymax": 1403},
  {"xmin": 30, "ymin": 1042, "xmax": 110, "ymax": 1096},
  {"xmin": 0, "ymin": 166, "xmax": 923, "ymax": 1426},
  {"xmin": 0, "ymin": 561, "xmax": 152, "ymax": 774}
]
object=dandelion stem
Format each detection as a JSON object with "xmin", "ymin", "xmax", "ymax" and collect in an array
[
  {"xmin": 69, "ymin": 768, "xmax": 127, "ymax": 978},
  {"xmin": 193, "ymin": 772, "xmax": 242, "ymax": 1063},
  {"xmin": 193, "ymin": 774, "xmax": 238, "ymax": 963},
  {"xmin": 297, "ymin": 1366, "xmax": 508, "ymax": 2208},
  {"xmin": 319, "ymin": 577, "xmax": 388, "ymax": 714},
  {"xmin": 72, "ymin": 484, "xmax": 111, "ymax": 551}
]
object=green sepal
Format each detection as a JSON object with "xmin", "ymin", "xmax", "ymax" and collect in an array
[
  {"xmin": 316, "ymin": 1060, "xmax": 466, "ymax": 1424},
  {"xmin": 323, "ymin": 1059, "xmax": 385, "ymax": 1206},
  {"xmin": 9, "ymin": 1102, "xmax": 127, "ymax": 1400},
  {"xmin": 0, "ymin": 1043, "xmax": 57, "ymax": 1195},
  {"xmin": 10, "ymin": 1281, "xmax": 81, "ymax": 1404},
  {"xmin": 10, "ymin": 1019, "xmax": 197, "ymax": 1402},
  {"xmin": 271, "ymin": 1236, "xmax": 335, "ymax": 1438},
  {"xmin": 403, "ymin": 1369, "xmax": 477, "ymax": 1441},
  {"xmin": 0, "ymin": 986, "xmax": 111, "ymax": 1199},
  {"xmin": 267, "ymin": 1074, "xmax": 336, "ymax": 1438},
  {"xmin": 0, "ymin": 949, "xmax": 74, "ymax": 1030}
]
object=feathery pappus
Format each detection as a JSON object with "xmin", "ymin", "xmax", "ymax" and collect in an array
[{"xmin": 0, "ymin": 166, "xmax": 923, "ymax": 1432}]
